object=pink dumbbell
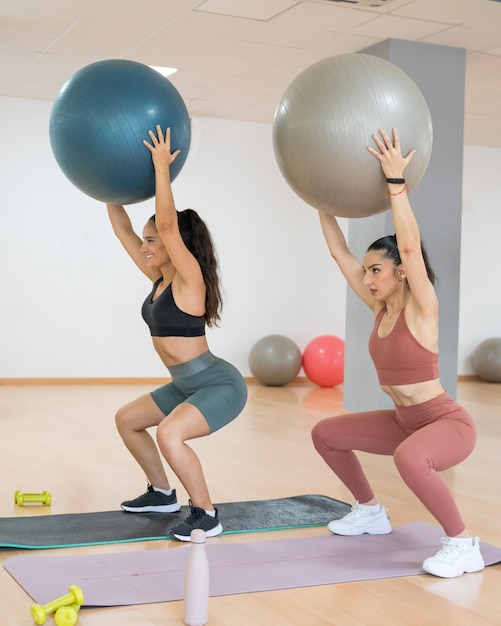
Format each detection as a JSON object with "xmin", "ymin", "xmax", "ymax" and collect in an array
[{"xmin": 30, "ymin": 585, "xmax": 84, "ymax": 625}]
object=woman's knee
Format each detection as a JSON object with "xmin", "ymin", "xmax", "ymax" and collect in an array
[
  {"xmin": 157, "ymin": 404, "xmax": 211, "ymax": 453},
  {"xmin": 311, "ymin": 418, "xmax": 337, "ymax": 452},
  {"xmin": 394, "ymin": 419, "xmax": 477, "ymax": 478},
  {"xmin": 115, "ymin": 394, "xmax": 162, "ymax": 434},
  {"xmin": 156, "ymin": 420, "xmax": 186, "ymax": 458},
  {"xmin": 156, "ymin": 418, "xmax": 173, "ymax": 440},
  {"xmin": 115, "ymin": 404, "xmax": 132, "ymax": 433},
  {"xmin": 311, "ymin": 420, "xmax": 324, "ymax": 449},
  {"xmin": 393, "ymin": 442, "xmax": 431, "ymax": 482}
]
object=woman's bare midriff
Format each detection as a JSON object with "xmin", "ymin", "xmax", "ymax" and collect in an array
[
  {"xmin": 381, "ymin": 378, "xmax": 445, "ymax": 406},
  {"xmin": 151, "ymin": 335, "xmax": 210, "ymax": 367}
]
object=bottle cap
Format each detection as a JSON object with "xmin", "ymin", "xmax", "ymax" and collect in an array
[{"xmin": 190, "ymin": 529, "xmax": 207, "ymax": 544}]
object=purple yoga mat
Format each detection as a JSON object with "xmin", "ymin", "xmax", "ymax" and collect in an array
[{"xmin": 4, "ymin": 522, "xmax": 501, "ymax": 606}]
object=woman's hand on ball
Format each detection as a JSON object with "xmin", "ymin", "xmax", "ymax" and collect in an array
[
  {"xmin": 143, "ymin": 125, "xmax": 180, "ymax": 170},
  {"xmin": 368, "ymin": 127, "xmax": 415, "ymax": 179}
]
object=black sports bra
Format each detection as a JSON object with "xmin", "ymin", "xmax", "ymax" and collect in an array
[{"xmin": 141, "ymin": 278, "xmax": 206, "ymax": 337}]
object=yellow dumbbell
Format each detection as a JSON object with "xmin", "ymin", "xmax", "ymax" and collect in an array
[
  {"xmin": 30, "ymin": 585, "xmax": 84, "ymax": 625},
  {"xmin": 54, "ymin": 603, "xmax": 80, "ymax": 626},
  {"xmin": 14, "ymin": 490, "xmax": 52, "ymax": 506}
]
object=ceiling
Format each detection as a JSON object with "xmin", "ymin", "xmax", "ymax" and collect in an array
[{"xmin": 2, "ymin": 0, "xmax": 501, "ymax": 147}]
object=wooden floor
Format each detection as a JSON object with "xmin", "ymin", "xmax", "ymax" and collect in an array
[{"xmin": 0, "ymin": 379, "xmax": 500, "ymax": 626}]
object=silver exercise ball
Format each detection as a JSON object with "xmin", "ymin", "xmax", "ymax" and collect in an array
[
  {"xmin": 272, "ymin": 53, "xmax": 433, "ymax": 218},
  {"xmin": 472, "ymin": 337, "xmax": 501, "ymax": 383},
  {"xmin": 249, "ymin": 335, "xmax": 302, "ymax": 387}
]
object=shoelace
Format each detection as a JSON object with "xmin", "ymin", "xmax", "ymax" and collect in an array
[
  {"xmin": 347, "ymin": 501, "xmax": 367, "ymax": 516},
  {"xmin": 186, "ymin": 501, "xmax": 205, "ymax": 523},
  {"xmin": 346, "ymin": 502, "xmax": 387, "ymax": 521},
  {"xmin": 436, "ymin": 537, "xmax": 469, "ymax": 557}
]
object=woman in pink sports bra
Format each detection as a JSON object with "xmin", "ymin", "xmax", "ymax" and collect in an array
[{"xmin": 311, "ymin": 128, "xmax": 485, "ymax": 578}]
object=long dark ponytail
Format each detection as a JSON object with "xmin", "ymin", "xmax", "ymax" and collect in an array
[{"xmin": 148, "ymin": 210, "xmax": 222, "ymax": 326}]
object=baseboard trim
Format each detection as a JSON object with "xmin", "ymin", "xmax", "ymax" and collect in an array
[
  {"xmin": 0, "ymin": 377, "xmax": 171, "ymax": 386},
  {"xmin": 0, "ymin": 375, "xmax": 478, "ymax": 386},
  {"xmin": 0, "ymin": 376, "xmax": 306, "ymax": 386}
]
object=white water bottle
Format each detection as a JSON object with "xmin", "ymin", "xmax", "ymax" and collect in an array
[{"xmin": 183, "ymin": 529, "xmax": 209, "ymax": 626}]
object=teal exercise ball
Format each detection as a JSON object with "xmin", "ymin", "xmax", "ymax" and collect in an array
[
  {"xmin": 273, "ymin": 53, "xmax": 433, "ymax": 218},
  {"xmin": 49, "ymin": 59, "xmax": 191, "ymax": 204},
  {"xmin": 472, "ymin": 338, "xmax": 501, "ymax": 383},
  {"xmin": 249, "ymin": 335, "xmax": 302, "ymax": 386}
]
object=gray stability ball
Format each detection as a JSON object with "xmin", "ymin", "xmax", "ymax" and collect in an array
[
  {"xmin": 272, "ymin": 53, "xmax": 433, "ymax": 218},
  {"xmin": 249, "ymin": 335, "xmax": 302, "ymax": 386},
  {"xmin": 472, "ymin": 337, "xmax": 501, "ymax": 383}
]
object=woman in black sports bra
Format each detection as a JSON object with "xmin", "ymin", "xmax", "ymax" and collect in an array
[{"xmin": 106, "ymin": 126, "xmax": 247, "ymax": 541}]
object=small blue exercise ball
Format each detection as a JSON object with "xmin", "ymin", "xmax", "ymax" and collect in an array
[{"xmin": 49, "ymin": 59, "xmax": 191, "ymax": 204}]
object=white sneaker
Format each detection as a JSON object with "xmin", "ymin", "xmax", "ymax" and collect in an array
[
  {"xmin": 327, "ymin": 502, "xmax": 392, "ymax": 536},
  {"xmin": 422, "ymin": 536, "xmax": 485, "ymax": 578}
]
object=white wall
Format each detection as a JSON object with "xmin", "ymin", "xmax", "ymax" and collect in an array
[
  {"xmin": 0, "ymin": 97, "xmax": 343, "ymax": 378},
  {"xmin": 459, "ymin": 145, "xmax": 501, "ymax": 374},
  {"xmin": 0, "ymin": 96, "xmax": 498, "ymax": 378}
]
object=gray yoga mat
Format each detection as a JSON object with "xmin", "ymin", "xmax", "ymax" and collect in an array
[
  {"xmin": 4, "ymin": 522, "xmax": 501, "ymax": 606},
  {"xmin": 0, "ymin": 495, "xmax": 350, "ymax": 549}
]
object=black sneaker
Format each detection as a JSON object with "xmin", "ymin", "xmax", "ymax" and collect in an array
[
  {"xmin": 170, "ymin": 500, "xmax": 223, "ymax": 541},
  {"xmin": 121, "ymin": 484, "xmax": 181, "ymax": 513}
]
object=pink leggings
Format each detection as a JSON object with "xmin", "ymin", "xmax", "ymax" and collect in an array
[{"xmin": 311, "ymin": 392, "xmax": 476, "ymax": 537}]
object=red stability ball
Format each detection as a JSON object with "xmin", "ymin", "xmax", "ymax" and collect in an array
[{"xmin": 302, "ymin": 335, "xmax": 345, "ymax": 388}]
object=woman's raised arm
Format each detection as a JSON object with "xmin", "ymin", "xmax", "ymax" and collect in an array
[
  {"xmin": 106, "ymin": 203, "xmax": 155, "ymax": 279},
  {"xmin": 368, "ymin": 128, "xmax": 437, "ymax": 316}
]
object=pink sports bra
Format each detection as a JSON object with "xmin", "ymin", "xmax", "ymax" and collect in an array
[{"xmin": 368, "ymin": 308, "xmax": 439, "ymax": 385}]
